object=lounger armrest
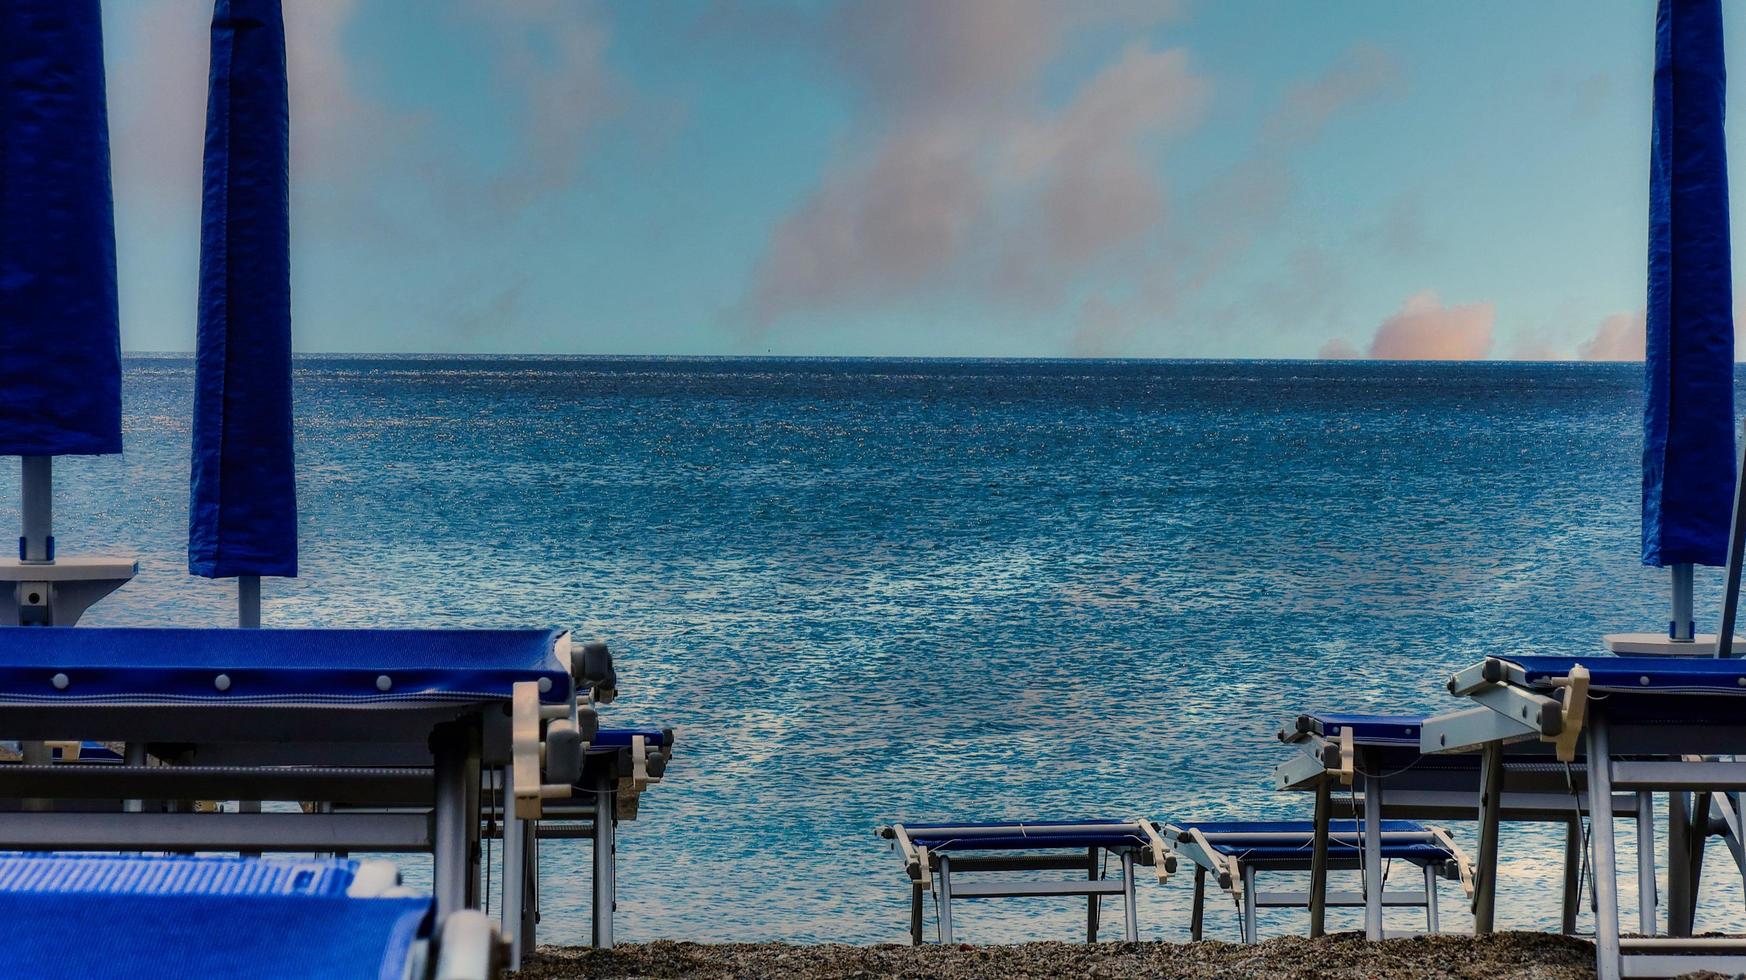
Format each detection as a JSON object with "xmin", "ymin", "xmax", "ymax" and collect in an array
[
  {"xmin": 544, "ymin": 719, "xmax": 584, "ymax": 785},
  {"xmin": 433, "ymin": 908, "xmax": 507, "ymax": 980}
]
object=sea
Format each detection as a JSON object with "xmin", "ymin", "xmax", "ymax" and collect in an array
[{"xmin": 15, "ymin": 355, "xmax": 1740, "ymax": 944}]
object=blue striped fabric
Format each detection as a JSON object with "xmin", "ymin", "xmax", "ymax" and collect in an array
[{"xmin": 0, "ymin": 854, "xmax": 354, "ymax": 896}]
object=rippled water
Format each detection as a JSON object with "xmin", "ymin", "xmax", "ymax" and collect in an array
[{"xmin": 16, "ymin": 356, "xmax": 1745, "ymax": 943}]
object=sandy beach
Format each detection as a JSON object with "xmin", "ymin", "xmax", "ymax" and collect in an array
[{"xmin": 523, "ymin": 933, "xmax": 1611, "ymax": 979}]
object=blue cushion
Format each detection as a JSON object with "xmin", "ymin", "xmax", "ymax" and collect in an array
[
  {"xmin": 1296, "ymin": 713, "xmax": 1424, "ymax": 745},
  {"xmin": 0, "ymin": 854, "xmax": 428, "ymax": 979},
  {"xmin": 899, "ymin": 820, "xmax": 1150, "ymax": 852},
  {"xmin": 0, "ymin": 627, "xmax": 569, "ymax": 704},
  {"xmin": 594, "ymin": 727, "xmax": 672, "ymax": 748},
  {"xmin": 1172, "ymin": 819, "xmax": 1454, "ymax": 864},
  {"xmin": 1505, "ymin": 654, "xmax": 1746, "ymax": 695}
]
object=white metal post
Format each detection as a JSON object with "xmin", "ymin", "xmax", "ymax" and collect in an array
[
  {"xmin": 593, "ymin": 769, "xmax": 616, "ymax": 948},
  {"xmin": 1588, "ymin": 715, "xmax": 1622, "ymax": 980},
  {"xmin": 1241, "ymin": 864, "xmax": 1257, "ymax": 943},
  {"xmin": 1424, "ymin": 864, "xmax": 1439, "ymax": 934},
  {"xmin": 937, "ymin": 856, "xmax": 954, "ymax": 943},
  {"xmin": 501, "ymin": 767, "xmax": 524, "ymax": 970},
  {"xmin": 1637, "ymin": 791, "xmax": 1657, "ymax": 936},
  {"xmin": 1363, "ymin": 769, "xmax": 1385, "ymax": 939}
]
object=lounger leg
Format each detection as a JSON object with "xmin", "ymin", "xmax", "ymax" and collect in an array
[
  {"xmin": 1122, "ymin": 850, "xmax": 1138, "ymax": 942},
  {"xmin": 911, "ymin": 882, "xmax": 924, "ymax": 945},
  {"xmin": 592, "ymin": 768, "xmax": 616, "ymax": 949},
  {"xmin": 1191, "ymin": 866, "xmax": 1206, "ymax": 941},
  {"xmin": 1424, "ymin": 864, "xmax": 1439, "ymax": 934},
  {"xmin": 1636, "ymin": 790, "xmax": 1657, "ymax": 936},
  {"xmin": 465, "ymin": 744, "xmax": 483, "ymax": 909},
  {"xmin": 123, "ymin": 743, "xmax": 145, "ymax": 815},
  {"xmin": 1473, "ymin": 741, "xmax": 1504, "ymax": 935},
  {"xmin": 1587, "ymin": 714, "xmax": 1622, "ymax": 980},
  {"xmin": 1668, "ymin": 791, "xmax": 1690, "ymax": 937},
  {"xmin": 432, "ymin": 724, "xmax": 471, "ymax": 923},
  {"xmin": 1561, "ymin": 816, "xmax": 1581, "ymax": 935},
  {"xmin": 1086, "ymin": 846, "xmax": 1099, "ymax": 943},
  {"xmin": 1686, "ymin": 792, "xmax": 1712, "ymax": 935},
  {"xmin": 938, "ymin": 856, "xmax": 955, "ymax": 944},
  {"xmin": 502, "ymin": 767, "xmax": 525, "ymax": 970},
  {"xmin": 1241, "ymin": 864, "xmax": 1257, "ymax": 944},
  {"xmin": 1362, "ymin": 765, "xmax": 1384, "ymax": 940},
  {"xmin": 1309, "ymin": 776, "xmax": 1331, "ymax": 938}
]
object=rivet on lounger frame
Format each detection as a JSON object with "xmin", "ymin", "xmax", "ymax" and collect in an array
[
  {"xmin": 377, "ymin": 675, "xmax": 392, "ymax": 692},
  {"xmin": 1639, "ymin": 676, "xmax": 1650, "ymax": 686},
  {"xmin": 50, "ymin": 673, "xmax": 67, "ymax": 690},
  {"xmin": 537, "ymin": 677, "xmax": 552, "ymax": 694},
  {"xmin": 214, "ymin": 674, "xmax": 231, "ymax": 692}
]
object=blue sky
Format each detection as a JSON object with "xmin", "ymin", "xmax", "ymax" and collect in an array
[{"xmin": 97, "ymin": 1, "xmax": 1724, "ymax": 358}]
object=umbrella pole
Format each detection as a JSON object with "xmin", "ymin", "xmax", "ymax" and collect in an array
[
  {"xmin": 1671, "ymin": 563, "xmax": 1695, "ymax": 642},
  {"xmin": 20, "ymin": 456, "xmax": 51, "ymax": 565},
  {"xmin": 238, "ymin": 574, "xmax": 261, "ymax": 628}
]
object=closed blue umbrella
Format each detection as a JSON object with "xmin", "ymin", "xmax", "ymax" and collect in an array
[
  {"xmin": 0, "ymin": 0, "xmax": 134, "ymax": 631},
  {"xmin": 1642, "ymin": 0, "xmax": 1735, "ymax": 652},
  {"xmin": 188, "ymin": 0, "xmax": 296, "ymax": 626},
  {"xmin": 0, "ymin": 0, "xmax": 124, "ymax": 578}
]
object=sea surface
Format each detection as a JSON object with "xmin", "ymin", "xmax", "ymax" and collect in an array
[{"xmin": 17, "ymin": 356, "xmax": 1745, "ymax": 943}]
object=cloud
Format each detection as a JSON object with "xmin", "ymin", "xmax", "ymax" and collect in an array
[
  {"xmin": 1577, "ymin": 310, "xmax": 1646, "ymax": 361},
  {"xmin": 108, "ymin": 0, "xmax": 408, "ymax": 204},
  {"xmin": 749, "ymin": 124, "xmax": 987, "ymax": 318},
  {"xmin": 1262, "ymin": 43, "xmax": 1402, "ymax": 148},
  {"xmin": 1366, "ymin": 290, "xmax": 1494, "ymax": 360},
  {"xmin": 1318, "ymin": 338, "xmax": 1360, "ymax": 359},
  {"xmin": 453, "ymin": 0, "xmax": 623, "ymax": 208},
  {"xmin": 745, "ymin": 5, "xmax": 1203, "ymax": 325}
]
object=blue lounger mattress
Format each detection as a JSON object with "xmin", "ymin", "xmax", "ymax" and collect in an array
[
  {"xmin": 1284, "ymin": 713, "xmax": 1425, "ymax": 746},
  {"xmin": 1501, "ymin": 654, "xmax": 1746, "ymax": 696},
  {"xmin": 0, "ymin": 855, "xmax": 429, "ymax": 980},
  {"xmin": 0, "ymin": 626, "xmax": 570, "ymax": 705},
  {"xmin": 1170, "ymin": 820, "xmax": 1457, "ymax": 864},
  {"xmin": 894, "ymin": 819, "xmax": 1155, "ymax": 853},
  {"xmin": 593, "ymin": 727, "xmax": 674, "ymax": 749}
]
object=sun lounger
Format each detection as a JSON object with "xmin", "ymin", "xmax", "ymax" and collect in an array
[
  {"xmin": 0, "ymin": 626, "xmax": 610, "ymax": 922},
  {"xmin": 1162, "ymin": 819, "xmax": 1471, "ymax": 943},
  {"xmin": 1276, "ymin": 710, "xmax": 1646, "ymax": 937},
  {"xmin": 0, "ymin": 852, "xmax": 503, "ymax": 979},
  {"xmin": 489, "ymin": 725, "xmax": 675, "ymax": 958},
  {"xmin": 1421, "ymin": 654, "xmax": 1746, "ymax": 979},
  {"xmin": 878, "ymin": 819, "xmax": 1171, "ymax": 944}
]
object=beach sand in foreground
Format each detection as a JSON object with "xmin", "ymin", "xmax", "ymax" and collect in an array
[{"xmin": 523, "ymin": 932, "xmax": 1617, "ymax": 979}]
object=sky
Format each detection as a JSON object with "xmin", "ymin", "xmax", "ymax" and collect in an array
[{"xmin": 95, "ymin": 0, "xmax": 1734, "ymax": 359}]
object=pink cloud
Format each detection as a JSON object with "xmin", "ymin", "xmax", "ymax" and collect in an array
[
  {"xmin": 1317, "ymin": 338, "xmax": 1360, "ymax": 359},
  {"xmin": 1366, "ymin": 290, "xmax": 1494, "ymax": 360},
  {"xmin": 1577, "ymin": 311, "xmax": 1646, "ymax": 361},
  {"xmin": 454, "ymin": 0, "xmax": 623, "ymax": 207},
  {"xmin": 747, "ymin": 23, "xmax": 1207, "ymax": 324},
  {"xmin": 1263, "ymin": 43, "xmax": 1402, "ymax": 148},
  {"xmin": 749, "ymin": 124, "xmax": 987, "ymax": 318}
]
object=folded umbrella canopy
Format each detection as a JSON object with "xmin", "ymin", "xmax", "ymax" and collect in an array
[
  {"xmin": 0, "ymin": 0, "xmax": 123, "ymax": 461},
  {"xmin": 189, "ymin": 0, "xmax": 297, "ymax": 625},
  {"xmin": 1643, "ymin": 0, "xmax": 1735, "ymax": 647},
  {"xmin": 0, "ymin": 0, "xmax": 135, "ymax": 628}
]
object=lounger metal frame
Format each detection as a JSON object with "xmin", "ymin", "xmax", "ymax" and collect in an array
[
  {"xmin": 0, "ymin": 631, "xmax": 607, "ymax": 927},
  {"xmin": 1162, "ymin": 821, "xmax": 1472, "ymax": 943},
  {"xmin": 880, "ymin": 820, "xmax": 1170, "ymax": 944},
  {"xmin": 1275, "ymin": 712, "xmax": 1646, "ymax": 938},
  {"xmin": 1424, "ymin": 657, "xmax": 1746, "ymax": 979}
]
